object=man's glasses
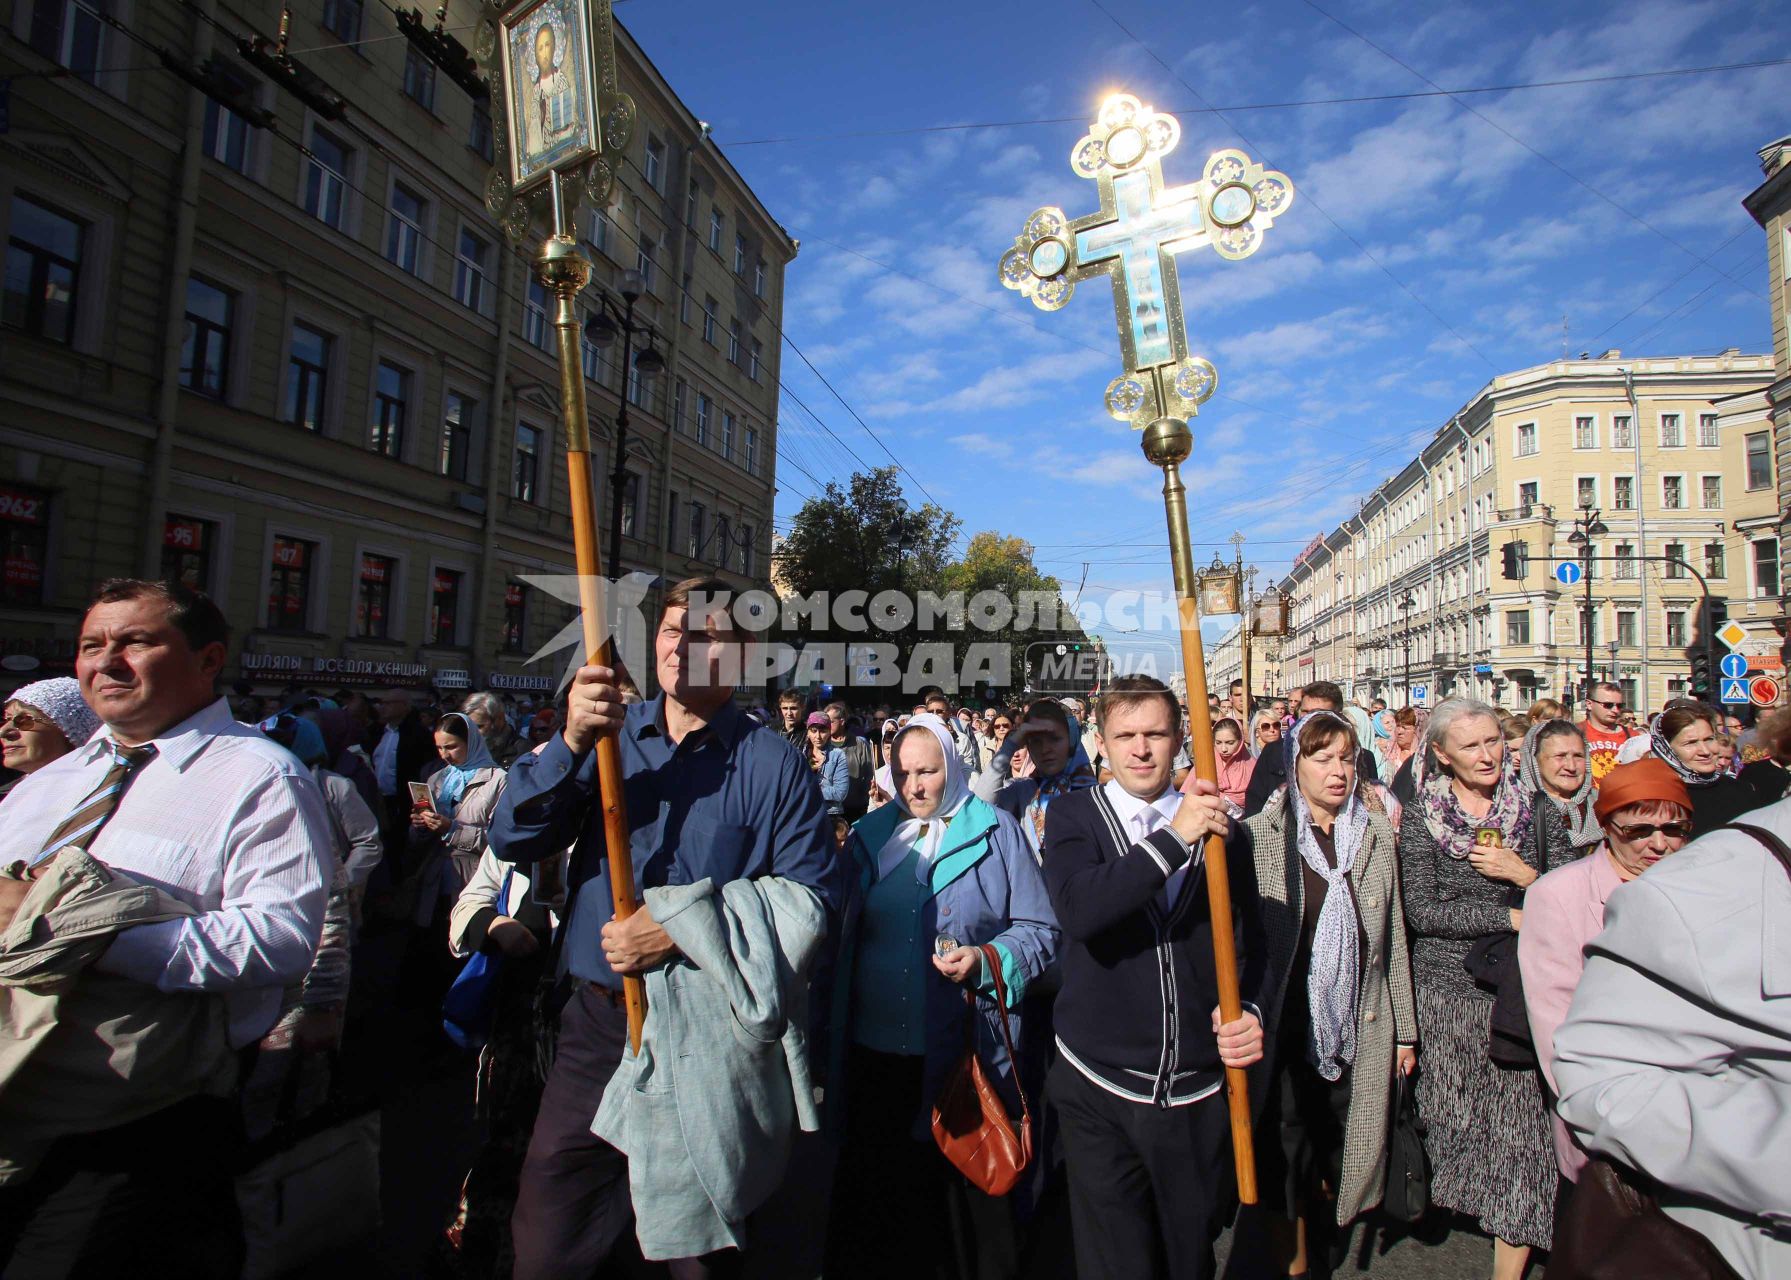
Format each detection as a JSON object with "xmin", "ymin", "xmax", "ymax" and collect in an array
[
  {"xmin": 0, "ymin": 711, "xmax": 50, "ymax": 733},
  {"xmin": 1592, "ymin": 699, "xmax": 1624, "ymax": 710},
  {"xmin": 1609, "ymin": 821, "xmax": 1692, "ymax": 841}
]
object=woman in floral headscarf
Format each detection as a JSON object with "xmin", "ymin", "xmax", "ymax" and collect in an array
[
  {"xmin": 1517, "ymin": 719, "xmax": 1602, "ymax": 855},
  {"xmin": 1647, "ymin": 703, "xmax": 1761, "ymax": 832},
  {"xmin": 1397, "ymin": 699, "xmax": 1566, "ymax": 1276}
]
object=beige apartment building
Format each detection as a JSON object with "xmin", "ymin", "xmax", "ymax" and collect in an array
[
  {"xmin": 1279, "ymin": 352, "xmax": 1778, "ymax": 715},
  {"xmin": 0, "ymin": 0, "xmax": 793, "ymax": 696},
  {"xmin": 1744, "ymin": 134, "xmax": 1791, "ymax": 631}
]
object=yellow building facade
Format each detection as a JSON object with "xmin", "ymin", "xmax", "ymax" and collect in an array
[{"xmin": 0, "ymin": 0, "xmax": 794, "ymax": 696}]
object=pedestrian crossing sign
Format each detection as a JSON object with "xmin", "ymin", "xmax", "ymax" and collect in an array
[{"xmin": 1720, "ymin": 676, "xmax": 1750, "ymax": 705}]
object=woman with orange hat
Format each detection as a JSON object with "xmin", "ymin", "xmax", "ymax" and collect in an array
[{"xmin": 1517, "ymin": 758, "xmax": 1693, "ymax": 1184}]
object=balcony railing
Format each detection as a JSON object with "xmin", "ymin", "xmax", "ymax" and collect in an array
[{"xmin": 1494, "ymin": 503, "xmax": 1555, "ymax": 523}]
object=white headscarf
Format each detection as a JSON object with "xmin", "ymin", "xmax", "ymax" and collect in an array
[{"xmin": 876, "ymin": 713, "xmax": 971, "ymax": 882}]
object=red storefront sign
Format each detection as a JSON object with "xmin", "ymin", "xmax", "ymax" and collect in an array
[
  {"xmin": 0, "ymin": 488, "xmax": 46, "ymax": 525},
  {"xmin": 164, "ymin": 518, "xmax": 205, "ymax": 549},
  {"xmin": 361, "ymin": 556, "xmax": 388, "ymax": 583},
  {"xmin": 4, "ymin": 552, "xmax": 42, "ymax": 590},
  {"xmin": 505, "ymin": 583, "xmax": 523, "ymax": 607},
  {"xmin": 273, "ymin": 540, "xmax": 307, "ymax": 568}
]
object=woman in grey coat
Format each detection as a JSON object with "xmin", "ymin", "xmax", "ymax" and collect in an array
[
  {"xmin": 1243, "ymin": 711, "xmax": 1417, "ymax": 1276},
  {"xmin": 1399, "ymin": 699, "xmax": 1574, "ymax": 1279}
]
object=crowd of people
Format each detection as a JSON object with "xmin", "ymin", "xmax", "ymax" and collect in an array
[{"xmin": 0, "ymin": 577, "xmax": 1787, "ymax": 1280}]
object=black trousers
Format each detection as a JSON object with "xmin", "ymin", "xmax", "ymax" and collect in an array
[
  {"xmin": 1047, "ymin": 1056, "xmax": 1230, "ymax": 1280},
  {"xmin": 509, "ymin": 984, "xmax": 747, "ymax": 1280},
  {"xmin": 0, "ymin": 1094, "xmax": 243, "ymax": 1280}
]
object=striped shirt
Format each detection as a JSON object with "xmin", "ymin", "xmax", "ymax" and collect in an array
[{"xmin": 0, "ymin": 697, "xmax": 333, "ymax": 1046}]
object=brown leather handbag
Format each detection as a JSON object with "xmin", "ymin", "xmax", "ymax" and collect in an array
[{"xmin": 931, "ymin": 943, "xmax": 1032, "ymax": 1196}]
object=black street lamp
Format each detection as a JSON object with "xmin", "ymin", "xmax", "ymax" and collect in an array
[
  {"xmin": 583, "ymin": 268, "xmax": 666, "ymax": 574},
  {"xmin": 1566, "ymin": 506, "xmax": 1609, "ymax": 705},
  {"xmin": 1398, "ymin": 591, "xmax": 1415, "ymax": 707}
]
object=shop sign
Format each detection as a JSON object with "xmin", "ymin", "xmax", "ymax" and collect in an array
[
  {"xmin": 241, "ymin": 652, "xmax": 304, "ymax": 673},
  {"xmin": 164, "ymin": 518, "xmax": 205, "ymax": 549},
  {"xmin": 489, "ymin": 672, "xmax": 553, "ymax": 691},
  {"xmin": 434, "ymin": 669, "xmax": 471, "ymax": 689},
  {"xmin": 0, "ymin": 487, "xmax": 47, "ymax": 524}
]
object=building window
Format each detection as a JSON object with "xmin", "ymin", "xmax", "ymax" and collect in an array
[
  {"xmin": 0, "ymin": 485, "xmax": 49, "ymax": 606},
  {"xmin": 665, "ymin": 490, "xmax": 679, "ymax": 550},
  {"xmin": 1659, "ymin": 413, "xmax": 1682, "ymax": 448},
  {"xmin": 283, "ymin": 323, "xmax": 330, "ymax": 432},
  {"xmin": 354, "ymin": 553, "xmax": 394, "ymax": 638},
  {"xmin": 714, "ymin": 514, "xmax": 732, "ymax": 568},
  {"xmin": 441, "ymin": 392, "xmax": 472, "ymax": 482},
  {"xmin": 1664, "ymin": 542, "xmax": 1686, "ymax": 578},
  {"xmin": 1661, "ymin": 475, "xmax": 1684, "ymax": 510},
  {"xmin": 1612, "ymin": 475, "xmax": 1634, "ymax": 510},
  {"xmin": 644, "ymin": 135, "xmax": 664, "ymax": 190},
  {"xmin": 371, "ymin": 360, "xmax": 408, "ymax": 457},
  {"xmin": 708, "ymin": 206, "xmax": 723, "ymax": 252},
  {"xmin": 702, "ymin": 296, "xmax": 717, "ymax": 345},
  {"xmin": 402, "ymin": 44, "xmax": 435, "ymax": 110},
  {"xmin": 430, "ymin": 568, "xmax": 462, "ymax": 645},
  {"xmin": 503, "ymin": 582, "xmax": 527, "ymax": 651},
  {"xmin": 588, "ymin": 209, "xmax": 608, "ymax": 255},
  {"xmin": 455, "ymin": 229, "xmax": 490, "ymax": 311},
  {"xmin": 1517, "ymin": 481, "xmax": 1538, "ymax": 509},
  {"xmin": 721, "ymin": 411, "xmax": 734, "ymax": 460},
  {"xmin": 745, "ymin": 426, "xmax": 758, "ymax": 474},
  {"xmin": 1573, "ymin": 416, "xmax": 1595, "ymax": 449},
  {"xmin": 1698, "ymin": 413, "xmax": 1718, "ymax": 448},
  {"xmin": 1701, "ymin": 475, "xmax": 1722, "ymax": 509},
  {"xmin": 1665, "ymin": 609, "xmax": 1687, "ymax": 647},
  {"xmin": 524, "ymin": 278, "xmax": 550, "ymax": 349},
  {"xmin": 267, "ymin": 536, "xmax": 315, "ymax": 631},
  {"xmin": 321, "ymin": 0, "xmax": 360, "ymax": 40},
  {"xmin": 636, "ymin": 236, "xmax": 656, "ymax": 293},
  {"xmin": 1505, "ymin": 609, "xmax": 1530, "ymax": 645},
  {"xmin": 4, "ymin": 195, "xmax": 84, "ymax": 344},
  {"xmin": 694, "ymin": 394, "xmax": 709, "ymax": 446},
  {"xmin": 30, "ymin": 0, "xmax": 108, "ymax": 82},
  {"xmin": 1617, "ymin": 610, "xmax": 1637, "ymax": 648},
  {"xmin": 303, "ymin": 127, "xmax": 352, "ymax": 230},
  {"xmin": 582, "ymin": 321, "xmax": 605, "ymax": 382},
  {"xmin": 685, "ymin": 177, "xmax": 699, "ymax": 227},
  {"xmin": 619, "ymin": 471, "xmax": 640, "ymax": 537},
  {"xmin": 201, "ymin": 60, "xmax": 255, "ymax": 172},
  {"xmin": 1748, "ymin": 432, "xmax": 1772, "ymax": 490},
  {"xmin": 686, "ymin": 502, "xmax": 705, "ymax": 558},
  {"xmin": 1704, "ymin": 541, "xmax": 1726, "ymax": 579},
  {"xmin": 727, "ymin": 318, "xmax": 741, "ymax": 364},
  {"xmin": 386, "ymin": 182, "xmax": 425, "ymax": 274},
  {"xmin": 679, "ymin": 273, "xmax": 691, "ymax": 325},
  {"xmin": 734, "ymin": 233, "xmax": 746, "ymax": 275},
  {"xmin": 748, "ymin": 337, "xmax": 763, "ymax": 382},
  {"xmin": 1578, "ymin": 608, "xmax": 1597, "ymax": 647},
  {"xmin": 1575, "ymin": 477, "xmax": 1596, "ymax": 509},
  {"xmin": 740, "ymin": 524, "xmax": 754, "ymax": 576},
  {"xmin": 1611, "ymin": 414, "xmax": 1632, "ymax": 448},
  {"xmin": 1614, "ymin": 542, "xmax": 1636, "ymax": 579},
  {"xmin": 1755, "ymin": 539, "xmax": 1781, "ymax": 598},
  {"xmin": 160, "ymin": 514, "xmax": 214, "ymax": 592},
  {"xmin": 181, "ymin": 277, "xmax": 233, "ymax": 398},
  {"xmin": 672, "ymin": 379, "xmax": 685, "ymax": 432},
  {"xmin": 627, "ymin": 361, "xmax": 644, "ymax": 408},
  {"xmin": 754, "ymin": 258, "xmax": 766, "ymax": 298},
  {"xmin": 469, "ymin": 101, "xmax": 493, "ymax": 162},
  {"xmin": 513, "ymin": 424, "xmax": 540, "ymax": 503},
  {"xmin": 1515, "ymin": 423, "xmax": 1537, "ymax": 456}
]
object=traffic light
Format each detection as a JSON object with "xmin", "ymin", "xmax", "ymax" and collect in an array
[
  {"xmin": 1690, "ymin": 652, "xmax": 1711, "ymax": 700},
  {"xmin": 1501, "ymin": 542, "xmax": 1523, "ymax": 580}
]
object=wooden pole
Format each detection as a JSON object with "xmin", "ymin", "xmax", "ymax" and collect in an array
[
  {"xmin": 539, "ymin": 174, "xmax": 646, "ymax": 1051},
  {"xmin": 1142, "ymin": 415, "xmax": 1257, "ymax": 1204}
]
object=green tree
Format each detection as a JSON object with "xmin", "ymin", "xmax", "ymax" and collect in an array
[{"xmin": 942, "ymin": 531, "xmax": 1087, "ymax": 696}]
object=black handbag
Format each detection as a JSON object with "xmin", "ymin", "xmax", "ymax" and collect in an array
[{"xmin": 1382, "ymin": 1069, "xmax": 1429, "ymax": 1223}]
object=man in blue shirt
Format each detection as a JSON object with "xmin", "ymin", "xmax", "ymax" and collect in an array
[{"xmin": 492, "ymin": 576, "xmax": 839, "ymax": 1280}]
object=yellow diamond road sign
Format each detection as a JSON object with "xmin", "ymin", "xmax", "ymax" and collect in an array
[{"xmin": 1717, "ymin": 620, "xmax": 1748, "ymax": 650}]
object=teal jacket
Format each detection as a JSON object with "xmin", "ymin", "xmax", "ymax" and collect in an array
[{"xmin": 824, "ymin": 795, "xmax": 1059, "ymax": 1131}]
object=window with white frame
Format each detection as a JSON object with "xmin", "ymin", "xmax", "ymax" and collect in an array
[
  {"xmin": 721, "ymin": 411, "xmax": 734, "ymax": 460},
  {"xmin": 708, "ymin": 206, "xmax": 723, "ymax": 252},
  {"xmin": 30, "ymin": 0, "xmax": 109, "ymax": 84},
  {"xmin": 1698, "ymin": 413, "xmax": 1718, "ymax": 448},
  {"xmin": 371, "ymin": 360, "xmax": 408, "ymax": 457},
  {"xmin": 386, "ymin": 181, "xmax": 426, "ymax": 274},
  {"xmin": 727, "ymin": 317, "xmax": 741, "ymax": 364},
  {"xmin": 1704, "ymin": 541, "xmax": 1726, "ymax": 579},
  {"xmin": 1755, "ymin": 538, "xmax": 1780, "ymax": 598},
  {"xmin": 1664, "ymin": 542, "xmax": 1686, "ymax": 578},
  {"xmin": 181, "ymin": 277, "xmax": 234, "ymax": 398},
  {"xmin": 1515, "ymin": 422, "xmax": 1538, "ymax": 456},
  {"xmin": 524, "ymin": 278, "xmax": 550, "ymax": 349},
  {"xmin": 745, "ymin": 426, "xmax": 758, "ymax": 474},
  {"xmin": 588, "ymin": 209, "xmax": 609, "ymax": 256},
  {"xmin": 441, "ymin": 392, "xmax": 473, "ymax": 482},
  {"xmin": 1612, "ymin": 414, "xmax": 1633, "ymax": 449},
  {"xmin": 734, "ymin": 233, "xmax": 746, "ymax": 275},
  {"xmin": 283, "ymin": 322, "xmax": 331, "ymax": 432},
  {"xmin": 321, "ymin": 0, "xmax": 361, "ymax": 40},
  {"xmin": 1576, "ymin": 477, "xmax": 1596, "ymax": 509},
  {"xmin": 1612, "ymin": 474, "xmax": 1634, "ymax": 510},
  {"xmin": 455, "ymin": 228, "xmax": 490, "ymax": 310},
  {"xmin": 5, "ymin": 195, "xmax": 84, "ymax": 345},
  {"xmin": 702, "ymin": 296, "xmax": 717, "ymax": 345},
  {"xmin": 749, "ymin": 337, "xmax": 762, "ymax": 381},
  {"xmin": 1659, "ymin": 413, "xmax": 1683, "ymax": 448},
  {"xmin": 201, "ymin": 60, "xmax": 257, "ymax": 173},
  {"xmin": 402, "ymin": 44, "xmax": 435, "ymax": 110},
  {"xmin": 694, "ymin": 394, "xmax": 710, "ymax": 446},
  {"xmin": 1614, "ymin": 542, "xmax": 1636, "ymax": 578},
  {"xmin": 672, "ymin": 379, "xmax": 685, "ymax": 432},
  {"xmin": 1517, "ymin": 481, "xmax": 1538, "ymax": 508},
  {"xmin": 1573, "ymin": 415, "xmax": 1595, "ymax": 449},
  {"xmin": 512, "ymin": 423, "xmax": 540, "ymax": 502},
  {"xmin": 644, "ymin": 135, "xmax": 665, "ymax": 191},
  {"xmin": 1748, "ymin": 432, "xmax": 1772, "ymax": 490},
  {"xmin": 1701, "ymin": 475, "xmax": 1722, "ymax": 509},
  {"xmin": 636, "ymin": 235, "xmax": 656, "ymax": 293},
  {"xmin": 754, "ymin": 258, "xmax": 766, "ymax": 298},
  {"xmin": 1664, "ymin": 608, "xmax": 1687, "ymax": 646},
  {"xmin": 303, "ymin": 127, "xmax": 352, "ymax": 230},
  {"xmin": 1661, "ymin": 475, "xmax": 1684, "ymax": 510}
]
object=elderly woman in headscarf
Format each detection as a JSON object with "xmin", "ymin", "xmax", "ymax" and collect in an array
[
  {"xmin": 1242, "ymin": 710, "xmax": 1417, "ymax": 1277},
  {"xmin": 0, "ymin": 677, "xmax": 99, "ymax": 801},
  {"xmin": 825, "ymin": 713, "xmax": 1059, "ymax": 1279},
  {"xmin": 1517, "ymin": 718, "xmax": 1602, "ymax": 858},
  {"xmin": 974, "ymin": 696, "xmax": 1097, "ymax": 854},
  {"xmin": 1644, "ymin": 703, "xmax": 1760, "ymax": 832}
]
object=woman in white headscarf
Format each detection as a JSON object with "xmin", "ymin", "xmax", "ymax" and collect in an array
[
  {"xmin": 824, "ymin": 714, "xmax": 1060, "ymax": 1280},
  {"xmin": 1243, "ymin": 710, "xmax": 1417, "ymax": 1277}
]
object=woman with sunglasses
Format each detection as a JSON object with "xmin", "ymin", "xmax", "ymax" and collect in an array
[
  {"xmin": 0, "ymin": 678, "xmax": 100, "ymax": 801},
  {"xmin": 1518, "ymin": 759, "xmax": 1693, "ymax": 1184}
]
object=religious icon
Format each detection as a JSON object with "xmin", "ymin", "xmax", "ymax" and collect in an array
[{"xmin": 498, "ymin": 0, "xmax": 600, "ymax": 193}]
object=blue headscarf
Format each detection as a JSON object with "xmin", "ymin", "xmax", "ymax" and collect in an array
[
  {"xmin": 257, "ymin": 709, "xmax": 328, "ymax": 767},
  {"xmin": 432, "ymin": 711, "xmax": 496, "ymax": 817}
]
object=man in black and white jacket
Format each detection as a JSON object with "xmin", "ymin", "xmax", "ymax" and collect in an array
[{"xmin": 1041, "ymin": 676, "xmax": 1267, "ymax": 1280}]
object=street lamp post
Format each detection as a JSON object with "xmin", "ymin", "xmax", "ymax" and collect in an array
[
  {"xmin": 1567, "ymin": 506, "xmax": 1609, "ymax": 706},
  {"xmin": 582, "ymin": 268, "xmax": 666, "ymax": 574},
  {"xmin": 1398, "ymin": 592, "xmax": 1415, "ymax": 706}
]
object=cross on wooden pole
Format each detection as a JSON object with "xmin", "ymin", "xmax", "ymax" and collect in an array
[{"xmin": 997, "ymin": 92, "xmax": 1297, "ymax": 1203}]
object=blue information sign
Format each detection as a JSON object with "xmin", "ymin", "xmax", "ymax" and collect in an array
[
  {"xmin": 1554, "ymin": 561, "xmax": 1582, "ymax": 586},
  {"xmin": 1720, "ymin": 653, "xmax": 1748, "ymax": 680},
  {"xmin": 1720, "ymin": 676, "xmax": 1751, "ymax": 705}
]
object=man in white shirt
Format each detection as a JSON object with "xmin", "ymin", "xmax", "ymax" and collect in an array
[{"xmin": 0, "ymin": 579, "xmax": 332, "ymax": 1277}]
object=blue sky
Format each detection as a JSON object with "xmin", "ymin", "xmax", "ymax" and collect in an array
[{"xmin": 621, "ymin": 0, "xmax": 1788, "ymax": 679}]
